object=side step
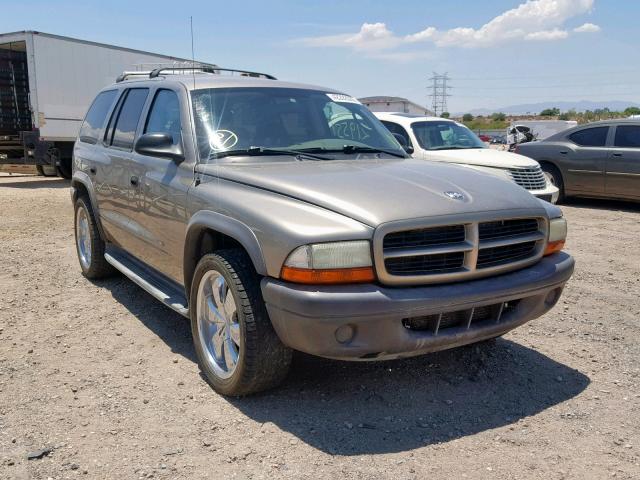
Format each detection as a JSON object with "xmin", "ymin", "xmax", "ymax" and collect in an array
[{"xmin": 104, "ymin": 247, "xmax": 189, "ymax": 318}]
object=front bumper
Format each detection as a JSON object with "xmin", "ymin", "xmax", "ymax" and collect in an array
[
  {"xmin": 529, "ymin": 184, "xmax": 560, "ymax": 204},
  {"xmin": 262, "ymin": 252, "xmax": 574, "ymax": 361}
]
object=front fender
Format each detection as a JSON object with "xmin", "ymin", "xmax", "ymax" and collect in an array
[{"xmin": 183, "ymin": 211, "xmax": 267, "ymax": 296}]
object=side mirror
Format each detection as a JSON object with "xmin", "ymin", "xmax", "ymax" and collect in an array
[
  {"xmin": 392, "ymin": 133, "xmax": 414, "ymax": 155},
  {"xmin": 135, "ymin": 133, "xmax": 184, "ymax": 162}
]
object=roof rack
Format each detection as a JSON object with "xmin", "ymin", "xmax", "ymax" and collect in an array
[
  {"xmin": 116, "ymin": 71, "xmax": 153, "ymax": 82},
  {"xmin": 148, "ymin": 66, "xmax": 277, "ymax": 80}
]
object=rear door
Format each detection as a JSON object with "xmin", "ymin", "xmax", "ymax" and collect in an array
[
  {"xmin": 562, "ymin": 126, "xmax": 610, "ymax": 195},
  {"xmin": 606, "ymin": 124, "xmax": 640, "ymax": 199},
  {"xmin": 99, "ymin": 87, "xmax": 150, "ymax": 251}
]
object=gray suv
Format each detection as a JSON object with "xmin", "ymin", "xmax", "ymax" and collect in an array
[{"xmin": 71, "ymin": 67, "xmax": 574, "ymax": 395}]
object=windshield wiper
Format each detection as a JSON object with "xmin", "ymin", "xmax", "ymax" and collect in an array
[
  {"xmin": 341, "ymin": 145, "xmax": 407, "ymax": 158},
  {"xmin": 210, "ymin": 147, "xmax": 330, "ymax": 161}
]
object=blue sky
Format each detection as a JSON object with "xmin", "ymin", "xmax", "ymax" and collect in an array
[{"xmin": 2, "ymin": 0, "xmax": 639, "ymax": 113}]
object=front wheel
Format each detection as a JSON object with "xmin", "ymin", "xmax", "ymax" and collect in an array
[
  {"xmin": 190, "ymin": 250, "xmax": 292, "ymax": 396},
  {"xmin": 541, "ymin": 163, "xmax": 565, "ymax": 203}
]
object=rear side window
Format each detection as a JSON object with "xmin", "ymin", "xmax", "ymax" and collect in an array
[
  {"xmin": 107, "ymin": 88, "xmax": 149, "ymax": 150},
  {"xmin": 381, "ymin": 121, "xmax": 412, "ymax": 147},
  {"xmin": 79, "ymin": 90, "xmax": 118, "ymax": 144},
  {"xmin": 614, "ymin": 125, "xmax": 640, "ymax": 148},
  {"xmin": 568, "ymin": 127, "xmax": 609, "ymax": 147},
  {"xmin": 144, "ymin": 90, "xmax": 182, "ymax": 145}
]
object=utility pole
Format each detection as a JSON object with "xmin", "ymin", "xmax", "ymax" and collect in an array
[{"xmin": 428, "ymin": 72, "xmax": 451, "ymax": 116}]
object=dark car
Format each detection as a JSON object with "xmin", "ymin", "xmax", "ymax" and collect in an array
[{"xmin": 516, "ymin": 120, "xmax": 640, "ymax": 203}]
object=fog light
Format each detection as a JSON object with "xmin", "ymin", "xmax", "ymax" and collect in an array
[
  {"xmin": 335, "ymin": 325, "xmax": 355, "ymax": 344},
  {"xmin": 545, "ymin": 287, "xmax": 562, "ymax": 307}
]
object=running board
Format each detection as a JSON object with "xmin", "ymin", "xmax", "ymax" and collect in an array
[{"xmin": 104, "ymin": 247, "xmax": 189, "ymax": 318}]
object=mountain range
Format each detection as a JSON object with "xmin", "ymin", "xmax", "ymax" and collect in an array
[{"xmin": 461, "ymin": 100, "xmax": 640, "ymax": 116}]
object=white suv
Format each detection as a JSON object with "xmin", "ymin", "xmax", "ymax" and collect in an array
[{"xmin": 375, "ymin": 113, "xmax": 559, "ymax": 204}]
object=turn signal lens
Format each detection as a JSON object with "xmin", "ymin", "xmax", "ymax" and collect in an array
[
  {"xmin": 545, "ymin": 217, "xmax": 568, "ymax": 256},
  {"xmin": 544, "ymin": 240, "xmax": 565, "ymax": 256},
  {"xmin": 281, "ymin": 266, "xmax": 375, "ymax": 285},
  {"xmin": 281, "ymin": 241, "xmax": 375, "ymax": 284}
]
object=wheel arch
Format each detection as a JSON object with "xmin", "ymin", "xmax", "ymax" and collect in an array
[
  {"xmin": 184, "ymin": 211, "xmax": 268, "ymax": 300},
  {"xmin": 538, "ymin": 159, "xmax": 564, "ymax": 181},
  {"xmin": 71, "ymin": 172, "xmax": 107, "ymax": 239}
]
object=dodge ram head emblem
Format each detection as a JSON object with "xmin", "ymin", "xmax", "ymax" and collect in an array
[{"xmin": 444, "ymin": 191, "xmax": 465, "ymax": 200}]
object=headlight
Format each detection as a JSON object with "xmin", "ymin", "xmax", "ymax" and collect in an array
[
  {"xmin": 544, "ymin": 217, "xmax": 567, "ymax": 256},
  {"xmin": 281, "ymin": 240, "xmax": 375, "ymax": 284}
]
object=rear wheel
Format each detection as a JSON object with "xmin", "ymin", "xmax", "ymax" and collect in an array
[
  {"xmin": 74, "ymin": 196, "xmax": 114, "ymax": 279},
  {"xmin": 190, "ymin": 250, "xmax": 292, "ymax": 396},
  {"xmin": 541, "ymin": 163, "xmax": 564, "ymax": 203},
  {"xmin": 36, "ymin": 164, "xmax": 58, "ymax": 177},
  {"xmin": 57, "ymin": 157, "xmax": 72, "ymax": 179}
]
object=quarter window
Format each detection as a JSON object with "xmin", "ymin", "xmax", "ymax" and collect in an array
[
  {"xmin": 107, "ymin": 88, "xmax": 149, "ymax": 149},
  {"xmin": 79, "ymin": 90, "xmax": 118, "ymax": 144},
  {"xmin": 144, "ymin": 89, "xmax": 182, "ymax": 145},
  {"xmin": 568, "ymin": 127, "xmax": 609, "ymax": 147},
  {"xmin": 614, "ymin": 125, "xmax": 640, "ymax": 148}
]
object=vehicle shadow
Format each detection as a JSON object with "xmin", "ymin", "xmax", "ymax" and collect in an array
[
  {"xmin": 562, "ymin": 197, "xmax": 640, "ymax": 213},
  {"xmin": 101, "ymin": 276, "xmax": 197, "ymax": 363},
  {"xmin": 100, "ymin": 276, "xmax": 590, "ymax": 456},
  {"xmin": 0, "ymin": 177, "xmax": 70, "ymax": 189}
]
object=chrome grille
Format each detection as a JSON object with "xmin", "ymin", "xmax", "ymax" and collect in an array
[
  {"xmin": 509, "ymin": 166, "xmax": 547, "ymax": 191},
  {"xmin": 375, "ymin": 215, "xmax": 548, "ymax": 286}
]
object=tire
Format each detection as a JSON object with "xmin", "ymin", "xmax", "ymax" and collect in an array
[
  {"xmin": 541, "ymin": 163, "xmax": 565, "ymax": 203},
  {"xmin": 190, "ymin": 250, "xmax": 292, "ymax": 396},
  {"xmin": 36, "ymin": 164, "xmax": 58, "ymax": 177},
  {"xmin": 57, "ymin": 157, "xmax": 72, "ymax": 179},
  {"xmin": 74, "ymin": 196, "xmax": 115, "ymax": 279}
]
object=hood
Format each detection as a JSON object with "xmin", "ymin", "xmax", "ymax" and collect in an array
[
  {"xmin": 421, "ymin": 148, "xmax": 539, "ymax": 169},
  {"xmin": 197, "ymin": 158, "xmax": 546, "ymax": 227}
]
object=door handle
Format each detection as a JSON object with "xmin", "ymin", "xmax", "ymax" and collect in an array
[
  {"xmin": 130, "ymin": 175, "xmax": 139, "ymax": 186},
  {"xmin": 559, "ymin": 151, "xmax": 568, "ymax": 155},
  {"xmin": 612, "ymin": 153, "xmax": 623, "ymax": 157}
]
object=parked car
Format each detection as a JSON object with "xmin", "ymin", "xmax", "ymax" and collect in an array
[
  {"xmin": 375, "ymin": 113, "xmax": 559, "ymax": 203},
  {"xmin": 71, "ymin": 68, "xmax": 574, "ymax": 395},
  {"xmin": 506, "ymin": 120, "xmax": 578, "ymax": 149},
  {"xmin": 516, "ymin": 119, "xmax": 640, "ymax": 203}
]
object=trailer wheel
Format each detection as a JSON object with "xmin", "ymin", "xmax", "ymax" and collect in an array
[
  {"xmin": 57, "ymin": 157, "xmax": 72, "ymax": 179},
  {"xmin": 36, "ymin": 165, "xmax": 58, "ymax": 177}
]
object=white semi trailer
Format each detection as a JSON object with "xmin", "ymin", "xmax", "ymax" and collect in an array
[{"xmin": 0, "ymin": 31, "xmax": 199, "ymax": 177}]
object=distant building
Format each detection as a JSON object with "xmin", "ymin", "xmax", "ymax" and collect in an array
[{"xmin": 359, "ymin": 96, "xmax": 433, "ymax": 116}]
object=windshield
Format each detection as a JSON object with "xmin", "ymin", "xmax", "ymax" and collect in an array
[
  {"xmin": 411, "ymin": 121, "xmax": 486, "ymax": 150},
  {"xmin": 191, "ymin": 87, "xmax": 404, "ymax": 161}
]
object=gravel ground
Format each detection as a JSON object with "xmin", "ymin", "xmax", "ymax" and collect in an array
[{"xmin": 0, "ymin": 173, "xmax": 638, "ymax": 480}]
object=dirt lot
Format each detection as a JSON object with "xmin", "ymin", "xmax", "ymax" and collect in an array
[{"xmin": 1, "ymin": 173, "xmax": 638, "ymax": 480}]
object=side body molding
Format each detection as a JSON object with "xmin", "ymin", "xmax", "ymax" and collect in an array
[{"xmin": 183, "ymin": 210, "xmax": 268, "ymax": 296}]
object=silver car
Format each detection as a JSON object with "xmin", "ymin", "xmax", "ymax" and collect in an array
[
  {"xmin": 71, "ymin": 67, "xmax": 574, "ymax": 395},
  {"xmin": 516, "ymin": 119, "xmax": 640, "ymax": 203}
]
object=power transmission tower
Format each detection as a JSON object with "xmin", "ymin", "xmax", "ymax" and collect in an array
[{"xmin": 429, "ymin": 72, "xmax": 451, "ymax": 116}]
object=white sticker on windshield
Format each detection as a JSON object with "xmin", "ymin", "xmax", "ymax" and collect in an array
[
  {"xmin": 209, "ymin": 130, "xmax": 238, "ymax": 151},
  {"xmin": 326, "ymin": 93, "xmax": 361, "ymax": 104}
]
